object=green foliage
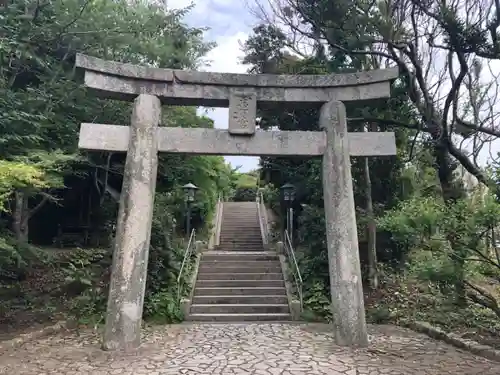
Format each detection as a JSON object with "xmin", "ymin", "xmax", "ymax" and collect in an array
[
  {"xmin": 144, "ymin": 290, "xmax": 183, "ymax": 324},
  {"xmin": 378, "ymin": 196, "xmax": 444, "ymax": 250},
  {"xmin": 379, "ymin": 188, "xmax": 500, "ymax": 310},
  {"xmin": 231, "ymin": 172, "xmax": 259, "ymax": 202},
  {"xmin": 301, "ymin": 281, "xmax": 332, "ymax": 322},
  {"xmin": 61, "ymin": 248, "xmax": 110, "ymax": 326},
  {"xmin": 233, "ymin": 187, "xmax": 257, "ymax": 202},
  {"xmin": 0, "ymin": 161, "xmax": 48, "ymax": 210}
]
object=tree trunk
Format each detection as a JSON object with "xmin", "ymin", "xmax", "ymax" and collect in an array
[
  {"xmin": 363, "ymin": 125, "xmax": 378, "ymax": 290},
  {"xmin": 12, "ymin": 190, "xmax": 50, "ymax": 243},
  {"xmin": 12, "ymin": 190, "xmax": 29, "ymax": 242},
  {"xmin": 492, "ymin": 225, "xmax": 500, "ymax": 265}
]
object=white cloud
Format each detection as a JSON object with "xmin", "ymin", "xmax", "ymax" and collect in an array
[{"xmin": 203, "ymin": 32, "xmax": 249, "ymax": 73}]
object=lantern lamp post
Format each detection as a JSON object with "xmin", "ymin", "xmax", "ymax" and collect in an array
[
  {"xmin": 182, "ymin": 183, "xmax": 198, "ymax": 238},
  {"xmin": 280, "ymin": 183, "xmax": 296, "ymax": 242}
]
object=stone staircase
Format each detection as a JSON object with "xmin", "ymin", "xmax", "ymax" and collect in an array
[{"xmin": 187, "ymin": 202, "xmax": 291, "ymax": 321}]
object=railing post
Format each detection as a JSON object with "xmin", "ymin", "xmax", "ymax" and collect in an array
[
  {"xmin": 215, "ymin": 199, "xmax": 223, "ymax": 247},
  {"xmin": 283, "ymin": 230, "xmax": 303, "ymax": 315},
  {"xmin": 256, "ymin": 190, "xmax": 270, "ymax": 247},
  {"xmin": 177, "ymin": 229, "xmax": 196, "ymax": 301}
]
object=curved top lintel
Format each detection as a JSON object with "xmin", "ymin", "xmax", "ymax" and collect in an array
[{"xmin": 75, "ymin": 53, "xmax": 399, "ymax": 88}]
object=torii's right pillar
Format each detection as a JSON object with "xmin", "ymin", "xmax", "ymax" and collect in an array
[{"xmin": 320, "ymin": 100, "xmax": 369, "ymax": 347}]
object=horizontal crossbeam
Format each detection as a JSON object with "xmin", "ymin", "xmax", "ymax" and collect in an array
[
  {"xmin": 76, "ymin": 54, "xmax": 398, "ymax": 88},
  {"xmin": 75, "ymin": 54, "xmax": 399, "ymax": 106},
  {"xmin": 78, "ymin": 123, "xmax": 397, "ymax": 157}
]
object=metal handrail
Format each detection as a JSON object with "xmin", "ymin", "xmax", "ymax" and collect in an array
[
  {"xmin": 177, "ymin": 228, "xmax": 196, "ymax": 300},
  {"xmin": 209, "ymin": 193, "xmax": 223, "ymax": 249},
  {"xmin": 260, "ymin": 191, "xmax": 270, "ymax": 241},
  {"xmin": 256, "ymin": 189, "xmax": 270, "ymax": 245},
  {"xmin": 284, "ymin": 229, "xmax": 303, "ymax": 311},
  {"xmin": 256, "ymin": 191, "xmax": 266, "ymax": 245},
  {"xmin": 215, "ymin": 193, "xmax": 223, "ymax": 246}
]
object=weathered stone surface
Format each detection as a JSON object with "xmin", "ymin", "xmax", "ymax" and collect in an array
[
  {"xmin": 75, "ymin": 54, "xmax": 174, "ymax": 82},
  {"xmin": 76, "ymin": 54, "xmax": 399, "ymax": 88},
  {"xmin": 228, "ymin": 90, "xmax": 257, "ymax": 135},
  {"xmin": 79, "ymin": 124, "xmax": 396, "ymax": 157},
  {"xmin": 1, "ymin": 324, "xmax": 498, "ymax": 374},
  {"xmin": 320, "ymin": 101, "xmax": 368, "ymax": 346},
  {"xmin": 103, "ymin": 94, "xmax": 161, "ymax": 351},
  {"xmin": 83, "ymin": 70, "xmax": 394, "ymax": 105}
]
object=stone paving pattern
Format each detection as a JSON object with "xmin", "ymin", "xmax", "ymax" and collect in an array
[{"xmin": 0, "ymin": 323, "xmax": 498, "ymax": 374}]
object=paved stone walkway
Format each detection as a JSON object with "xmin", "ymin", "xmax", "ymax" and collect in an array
[{"xmin": 0, "ymin": 323, "xmax": 498, "ymax": 374}]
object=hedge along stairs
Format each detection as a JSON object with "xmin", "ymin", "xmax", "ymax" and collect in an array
[{"xmin": 187, "ymin": 202, "xmax": 291, "ymax": 321}]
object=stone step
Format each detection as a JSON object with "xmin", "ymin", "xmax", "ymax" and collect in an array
[
  {"xmin": 222, "ymin": 208, "xmax": 258, "ymax": 211},
  {"xmin": 220, "ymin": 224, "xmax": 259, "ymax": 226},
  {"xmin": 220, "ymin": 230, "xmax": 261, "ymax": 234},
  {"xmin": 222, "ymin": 214, "xmax": 258, "ymax": 217},
  {"xmin": 192, "ymin": 295, "xmax": 288, "ymax": 304},
  {"xmin": 216, "ymin": 245, "xmax": 264, "ymax": 248},
  {"xmin": 219, "ymin": 241, "xmax": 262, "ymax": 246},
  {"xmin": 217, "ymin": 242, "xmax": 264, "ymax": 246},
  {"xmin": 202, "ymin": 252, "xmax": 278, "ymax": 261},
  {"xmin": 215, "ymin": 247, "xmax": 265, "ymax": 251},
  {"xmin": 221, "ymin": 226, "xmax": 259, "ymax": 229},
  {"xmin": 219, "ymin": 238, "xmax": 262, "ymax": 241},
  {"xmin": 222, "ymin": 220, "xmax": 258, "ymax": 222},
  {"xmin": 222, "ymin": 216, "xmax": 258, "ymax": 219},
  {"xmin": 221, "ymin": 220, "xmax": 258, "ymax": 223},
  {"xmin": 196, "ymin": 279, "xmax": 285, "ymax": 288},
  {"xmin": 222, "ymin": 221, "xmax": 258, "ymax": 223},
  {"xmin": 199, "ymin": 259, "xmax": 281, "ymax": 266},
  {"xmin": 198, "ymin": 264, "xmax": 282, "ymax": 273},
  {"xmin": 187, "ymin": 313, "xmax": 291, "ymax": 322},
  {"xmin": 217, "ymin": 241, "xmax": 263, "ymax": 244},
  {"xmin": 196, "ymin": 272, "xmax": 283, "ymax": 281},
  {"xmin": 220, "ymin": 236, "xmax": 261, "ymax": 238},
  {"xmin": 194, "ymin": 287, "xmax": 286, "ymax": 296},
  {"xmin": 190, "ymin": 304, "xmax": 289, "ymax": 314},
  {"xmin": 221, "ymin": 219, "xmax": 259, "ymax": 222},
  {"xmin": 223, "ymin": 203, "xmax": 256, "ymax": 206},
  {"xmin": 221, "ymin": 216, "xmax": 258, "ymax": 219},
  {"xmin": 221, "ymin": 232, "xmax": 260, "ymax": 234},
  {"xmin": 214, "ymin": 249, "xmax": 266, "ymax": 253},
  {"xmin": 220, "ymin": 231, "xmax": 261, "ymax": 235},
  {"xmin": 216, "ymin": 243, "xmax": 264, "ymax": 247},
  {"xmin": 222, "ymin": 215, "xmax": 258, "ymax": 218}
]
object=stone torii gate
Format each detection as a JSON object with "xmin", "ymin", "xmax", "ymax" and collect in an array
[{"xmin": 75, "ymin": 54, "xmax": 398, "ymax": 351}]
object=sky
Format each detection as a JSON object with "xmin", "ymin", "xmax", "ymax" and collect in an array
[{"xmin": 167, "ymin": 0, "xmax": 259, "ymax": 172}]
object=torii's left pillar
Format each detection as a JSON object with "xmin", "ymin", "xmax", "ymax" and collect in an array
[{"xmin": 101, "ymin": 94, "xmax": 161, "ymax": 351}]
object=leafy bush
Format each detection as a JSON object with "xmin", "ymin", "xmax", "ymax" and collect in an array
[
  {"xmin": 144, "ymin": 289, "xmax": 183, "ymax": 323},
  {"xmin": 58, "ymin": 191, "xmax": 195, "ymax": 325},
  {"xmin": 61, "ymin": 248, "xmax": 111, "ymax": 325},
  {"xmin": 301, "ymin": 280, "xmax": 332, "ymax": 321},
  {"xmin": 233, "ymin": 187, "xmax": 257, "ymax": 201},
  {"xmin": 378, "ymin": 190, "xmax": 500, "ymax": 312}
]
